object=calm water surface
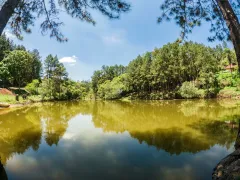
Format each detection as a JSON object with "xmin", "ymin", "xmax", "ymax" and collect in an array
[{"xmin": 0, "ymin": 100, "xmax": 240, "ymax": 180}]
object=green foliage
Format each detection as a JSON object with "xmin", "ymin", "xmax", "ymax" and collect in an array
[
  {"xmin": 60, "ymin": 80, "xmax": 81, "ymax": 100},
  {"xmin": 92, "ymin": 65, "xmax": 126, "ymax": 95},
  {"xmin": 179, "ymin": 82, "xmax": 200, "ymax": 99},
  {"xmin": 0, "ymin": 34, "xmax": 14, "ymax": 61},
  {"xmin": 0, "ymin": 37, "xmax": 42, "ymax": 88},
  {"xmin": 158, "ymin": 1, "xmax": 238, "ymax": 42},
  {"xmin": 217, "ymin": 71, "xmax": 240, "ymax": 88},
  {"xmin": 40, "ymin": 55, "xmax": 68, "ymax": 99},
  {"xmin": 25, "ymin": 79, "xmax": 40, "ymax": 95},
  {"xmin": 0, "ymin": 62, "xmax": 10, "ymax": 87},
  {"xmin": 0, "ymin": 95, "xmax": 16, "ymax": 103},
  {"xmin": 78, "ymin": 81, "xmax": 92, "ymax": 99},
  {"xmin": 91, "ymin": 42, "xmax": 240, "ymax": 100},
  {"xmin": 1, "ymin": 0, "xmax": 130, "ymax": 42},
  {"xmin": 0, "ymin": 94, "xmax": 25, "ymax": 104},
  {"xmin": 2, "ymin": 50, "xmax": 34, "ymax": 87},
  {"xmin": 220, "ymin": 49, "xmax": 237, "ymax": 68},
  {"xmin": 29, "ymin": 49, "xmax": 42, "ymax": 80},
  {"xmin": 218, "ymin": 87, "xmax": 240, "ymax": 99},
  {"xmin": 39, "ymin": 79, "xmax": 55, "ymax": 99},
  {"xmin": 0, "ymin": 35, "xmax": 89, "ymax": 102},
  {"xmin": 39, "ymin": 55, "xmax": 91, "ymax": 100},
  {"xmin": 98, "ymin": 74, "xmax": 127, "ymax": 100}
]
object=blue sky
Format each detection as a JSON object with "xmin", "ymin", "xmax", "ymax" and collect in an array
[{"xmin": 4, "ymin": 0, "xmax": 225, "ymax": 81}]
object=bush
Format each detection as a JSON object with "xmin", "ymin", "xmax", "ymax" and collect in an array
[
  {"xmin": 217, "ymin": 71, "xmax": 240, "ymax": 88},
  {"xmin": 218, "ymin": 87, "xmax": 240, "ymax": 98},
  {"xmin": 98, "ymin": 75, "xmax": 127, "ymax": 100},
  {"xmin": 204, "ymin": 88, "xmax": 219, "ymax": 98},
  {"xmin": 179, "ymin": 82, "xmax": 199, "ymax": 99},
  {"xmin": 60, "ymin": 80, "xmax": 82, "ymax": 100},
  {"xmin": 38, "ymin": 79, "xmax": 55, "ymax": 100},
  {"xmin": 197, "ymin": 89, "xmax": 205, "ymax": 98},
  {"xmin": 25, "ymin": 79, "xmax": 40, "ymax": 95}
]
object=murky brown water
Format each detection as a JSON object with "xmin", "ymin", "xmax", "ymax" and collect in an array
[{"xmin": 0, "ymin": 100, "xmax": 240, "ymax": 180}]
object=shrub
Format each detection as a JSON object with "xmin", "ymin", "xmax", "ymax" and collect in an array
[
  {"xmin": 218, "ymin": 87, "xmax": 240, "ymax": 98},
  {"xmin": 197, "ymin": 89, "xmax": 205, "ymax": 98},
  {"xmin": 38, "ymin": 79, "xmax": 55, "ymax": 99},
  {"xmin": 25, "ymin": 79, "xmax": 40, "ymax": 95},
  {"xmin": 98, "ymin": 75, "xmax": 127, "ymax": 100},
  {"xmin": 179, "ymin": 82, "xmax": 199, "ymax": 99},
  {"xmin": 204, "ymin": 87, "xmax": 219, "ymax": 98}
]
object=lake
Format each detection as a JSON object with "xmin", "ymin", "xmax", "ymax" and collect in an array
[{"xmin": 0, "ymin": 100, "xmax": 240, "ymax": 180}]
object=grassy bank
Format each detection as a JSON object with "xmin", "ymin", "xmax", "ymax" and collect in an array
[{"xmin": 0, "ymin": 95, "xmax": 43, "ymax": 105}]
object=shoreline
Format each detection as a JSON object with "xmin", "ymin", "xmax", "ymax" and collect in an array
[{"xmin": 1, "ymin": 96, "xmax": 240, "ymax": 110}]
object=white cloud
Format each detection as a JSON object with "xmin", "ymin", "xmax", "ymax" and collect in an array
[
  {"xmin": 58, "ymin": 56, "xmax": 97, "ymax": 81},
  {"xmin": 59, "ymin": 55, "xmax": 78, "ymax": 65}
]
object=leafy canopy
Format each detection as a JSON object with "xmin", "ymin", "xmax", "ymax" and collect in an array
[
  {"xmin": 5, "ymin": 0, "xmax": 131, "ymax": 42},
  {"xmin": 2, "ymin": 50, "xmax": 34, "ymax": 87},
  {"xmin": 158, "ymin": 0, "xmax": 240, "ymax": 41}
]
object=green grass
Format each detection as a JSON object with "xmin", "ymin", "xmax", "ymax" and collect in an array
[
  {"xmin": 0, "ymin": 95, "xmax": 43, "ymax": 104},
  {"xmin": 0, "ymin": 95, "xmax": 23, "ymax": 104}
]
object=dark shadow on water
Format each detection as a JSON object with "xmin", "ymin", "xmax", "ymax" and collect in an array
[
  {"xmin": 189, "ymin": 120, "xmax": 238, "ymax": 149},
  {"xmin": 130, "ymin": 129, "xmax": 211, "ymax": 155},
  {"xmin": 188, "ymin": 116, "xmax": 240, "ymax": 179},
  {"xmin": 212, "ymin": 121, "xmax": 240, "ymax": 179},
  {"xmin": 0, "ymin": 161, "xmax": 7, "ymax": 180}
]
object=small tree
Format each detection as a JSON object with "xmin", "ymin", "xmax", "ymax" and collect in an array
[
  {"xmin": 3, "ymin": 50, "xmax": 34, "ymax": 87},
  {"xmin": 179, "ymin": 81, "xmax": 199, "ymax": 99},
  {"xmin": 25, "ymin": 79, "xmax": 40, "ymax": 95}
]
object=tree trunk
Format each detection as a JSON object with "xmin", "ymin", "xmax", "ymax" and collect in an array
[
  {"xmin": 216, "ymin": 0, "xmax": 240, "ymax": 72},
  {"xmin": 0, "ymin": 0, "xmax": 20, "ymax": 35}
]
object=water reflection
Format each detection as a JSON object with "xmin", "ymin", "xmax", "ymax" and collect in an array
[
  {"xmin": 212, "ymin": 121, "xmax": 240, "ymax": 179},
  {"xmin": 0, "ymin": 102, "xmax": 81, "ymax": 165},
  {"xmin": 91, "ymin": 100, "xmax": 240, "ymax": 154},
  {"xmin": 0, "ymin": 107, "xmax": 42, "ymax": 164},
  {"xmin": 0, "ymin": 100, "xmax": 240, "ymax": 179}
]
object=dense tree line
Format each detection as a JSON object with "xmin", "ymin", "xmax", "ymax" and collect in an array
[
  {"xmin": 92, "ymin": 41, "xmax": 239, "ymax": 100},
  {"xmin": 1, "ymin": 33, "xmax": 239, "ymax": 101},
  {"xmin": 0, "ymin": 34, "xmax": 41, "ymax": 87},
  {"xmin": 92, "ymin": 65, "xmax": 126, "ymax": 95},
  {"xmin": 1, "ymin": 0, "xmax": 240, "ymax": 75},
  {"xmin": 0, "ymin": 34, "xmax": 90, "ymax": 101}
]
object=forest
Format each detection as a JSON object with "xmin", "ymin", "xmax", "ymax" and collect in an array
[
  {"xmin": 0, "ymin": 34, "xmax": 239, "ymax": 101},
  {"xmin": 92, "ymin": 41, "xmax": 240, "ymax": 100},
  {"xmin": 0, "ymin": 34, "xmax": 91, "ymax": 102}
]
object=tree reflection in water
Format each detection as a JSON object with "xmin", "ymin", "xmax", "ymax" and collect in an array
[
  {"xmin": 0, "ymin": 102, "xmax": 81, "ymax": 165},
  {"xmin": 0, "ymin": 100, "xmax": 240, "ymax": 179},
  {"xmin": 0, "ymin": 106, "xmax": 42, "ymax": 164},
  {"xmin": 213, "ymin": 121, "xmax": 240, "ymax": 180},
  {"xmin": 91, "ymin": 101, "xmax": 240, "ymax": 154}
]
